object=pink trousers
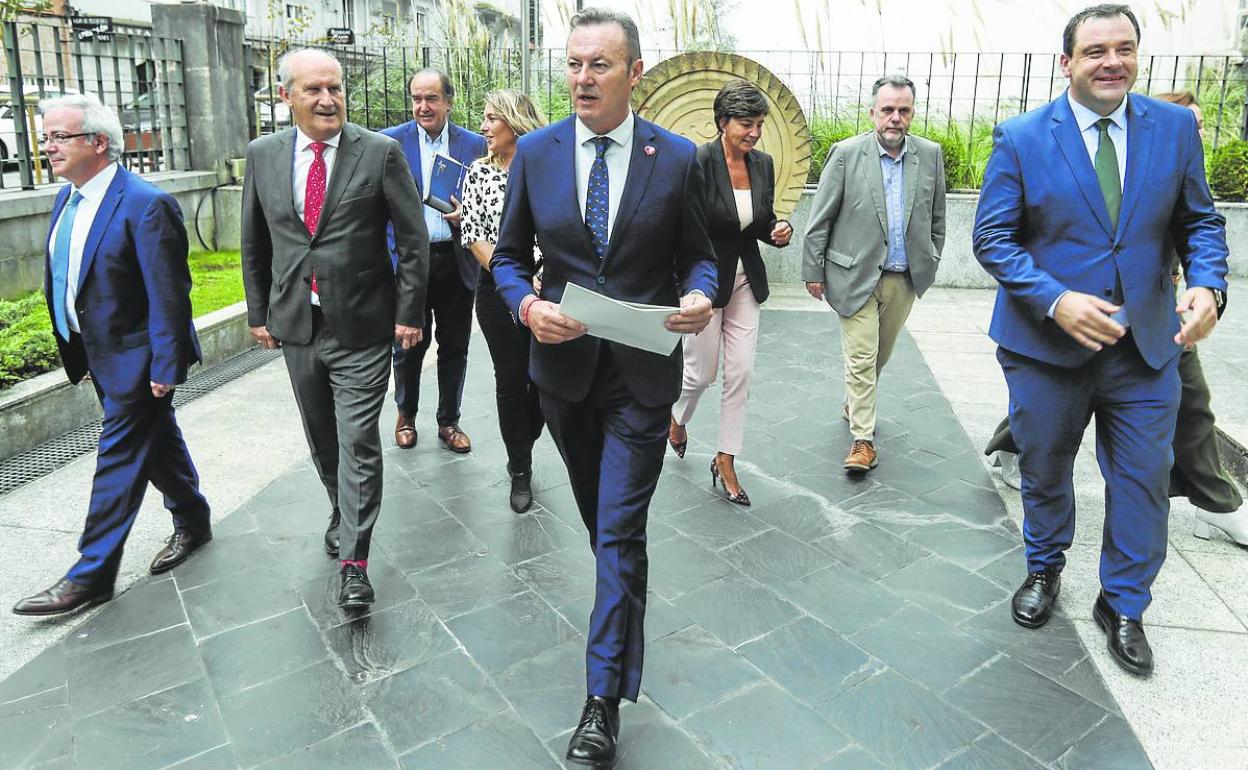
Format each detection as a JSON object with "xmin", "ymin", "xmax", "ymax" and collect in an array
[{"xmin": 672, "ymin": 272, "xmax": 761, "ymax": 456}]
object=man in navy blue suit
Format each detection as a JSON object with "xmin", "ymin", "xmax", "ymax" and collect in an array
[
  {"xmin": 974, "ymin": 4, "xmax": 1228, "ymax": 676},
  {"xmin": 13, "ymin": 94, "xmax": 211, "ymax": 616},
  {"xmin": 380, "ymin": 70, "xmax": 486, "ymax": 454},
  {"xmin": 490, "ymin": 7, "xmax": 716, "ymax": 763}
]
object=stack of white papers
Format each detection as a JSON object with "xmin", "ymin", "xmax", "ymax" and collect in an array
[{"xmin": 558, "ymin": 282, "xmax": 682, "ymax": 355}]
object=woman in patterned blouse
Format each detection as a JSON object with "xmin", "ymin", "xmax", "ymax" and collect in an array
[{"xmin": 460, "ymin": 89, "xmax": 547, "ymax": 513}]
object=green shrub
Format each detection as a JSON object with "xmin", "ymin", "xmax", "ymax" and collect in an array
[
  {"xmin": 912, "ymin": 127, "xmax": 964, "ymax": 191},
  {"xmin": 806, "ymin": 115, "xmax": 867, "ymax": 185},
  {"xmin": 0, "ymin": 294, "xmax": 58, "ymax": 391},
  {"xmin": 1209, "ymin": 140, "xmax": 1248, "ymax": 202}
]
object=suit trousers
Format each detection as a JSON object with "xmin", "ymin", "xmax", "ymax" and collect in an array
[
  {"xmin": 475, "ymin": 275, "xmax": 544, "ymax": 473},
  {"xmin": 282, "ymin": 309, "xmax": 390, "ymax": 561},
  {"xmin": 839, "ymin": 271, "xmax": 916, "ymax": 441},
  {"xmin": 392, "ymin": 243, "xmax": 474, "ymax": 426},
  {"xmin": 540, "ymin": 347, "xmax": 668, "ymax": 702},
  {"xmin": 68, "ymin": 379, "xmax": 209, "ymax": 587},
  {"xmin": 672, "ymin": 271, "xmax": 761, "ymax": 456},
  {"xmin": 999, "ymin": 338, "xmax": 1180, "ymax": 620},
  {"xmin": 987, "ymin": 347, "xmax": 1242, "ymax": 514}
]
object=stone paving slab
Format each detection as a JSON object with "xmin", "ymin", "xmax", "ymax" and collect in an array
[{"xmin": 0, "ymin": 311, "xmax": 1142, "ymax": 769}]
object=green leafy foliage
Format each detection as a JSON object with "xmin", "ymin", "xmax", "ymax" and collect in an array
[
  {"xmin": 0, "ymin": 251, "xmax": 245, "ymax": 391},
  {"xmin": 1209, "ymin": 140, "xmax": 1248, "ymax": 202}
]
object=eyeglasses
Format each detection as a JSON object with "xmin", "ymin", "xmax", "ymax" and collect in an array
[{"xmin": 38, "ymin": 132, "xmax": 92, "ymax": 146}]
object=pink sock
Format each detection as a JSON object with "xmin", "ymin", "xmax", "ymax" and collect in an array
[{"xmin": 341, "ymin": 559, "xmax": 367, "ymax": 568}]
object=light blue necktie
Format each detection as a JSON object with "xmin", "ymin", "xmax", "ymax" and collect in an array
[
  {"xmin": 585, "ymin": 137, "xmax": 611, "ymax": 260},
  {"xmin": 51, "ymin": 191, "xmax": 83, "ymax": 340}
]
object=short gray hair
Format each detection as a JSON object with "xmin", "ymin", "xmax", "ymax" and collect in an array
[
  {"xmin": 39, "ymin": 92, "xmax": 123, "ymax": 162},
  {"xmin": 569, "ymin": 7, "xmax": 642, "ymax": 65},
  {"xmin": 871, "ymin": 74, "xmax": 917, "ymax": 100},
  {"xmin": 277, "ymin": 48, "xmax": 342, "ymax": 91}
]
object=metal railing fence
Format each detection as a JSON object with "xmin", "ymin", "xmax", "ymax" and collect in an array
[{"xmin": 2, "ymin": 17, "xmax": 189, "ymax": 190}]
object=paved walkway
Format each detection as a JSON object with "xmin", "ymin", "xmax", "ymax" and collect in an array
[{"xmin": 0, "ymin": 290, "xmax": 1243, "ymax": 769}]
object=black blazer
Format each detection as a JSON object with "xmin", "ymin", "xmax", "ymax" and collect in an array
[{"xmin": 696, "ymin": 139, "xmax": 786, "ymax": 308}]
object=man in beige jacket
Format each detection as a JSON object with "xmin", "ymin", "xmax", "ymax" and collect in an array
[{"xmin": 803, "ymin": 74, "xmax": 946, "ymax": 473}]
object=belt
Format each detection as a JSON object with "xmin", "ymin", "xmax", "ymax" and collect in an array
[{"xmin": 430, "ymin": 241, "xmax": 456, "ymax": 254}]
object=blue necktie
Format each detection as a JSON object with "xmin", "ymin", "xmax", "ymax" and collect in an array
[
  {"xmin": 51, "ymin": 191, "xmax": 83, "ymax": 340},
  {"xmin": 585, "ymin": 137, "xmax": 611, "ymax": 260}
]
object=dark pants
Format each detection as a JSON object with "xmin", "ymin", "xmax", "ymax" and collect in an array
[
  {"xmin": 987, "ymin": 347, "xmax": 1242, "ymax": 513},
  {"xmin": 393, "ymin": 243, "xmax": 474, "ymax": 427},
  {"xmin": 68, "ymin": 379, "xmax": 209, "ymax": 587},
  {"xmin": 999, "ymin": 338, "xmax": 1180, "ymax": 620},
  {"xmin": 282, "ymin": 309, "xmax": 390, "ymax": 561},
  {"xmin": 540, "ymin": 348, "xmax": 668, "ymax": 702},
  {"xmin": 475, "ymin": 275, "xmax": 544, "ymax": 473}
]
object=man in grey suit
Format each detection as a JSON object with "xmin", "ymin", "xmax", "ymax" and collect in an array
[
  {"xmin": 241, "ymin": 48, "xmax": 428, "ymax": 607},
  {"xmin": 803, "ymin": 74, "xmax": 946, "ymax": 473}
]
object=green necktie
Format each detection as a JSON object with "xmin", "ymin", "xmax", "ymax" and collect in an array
[{"xmin": 1094, "ymin": 118, "xmax": 1121, "ymax": 230}]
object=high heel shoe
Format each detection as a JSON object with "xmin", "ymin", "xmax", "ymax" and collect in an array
[
  {"xmin": 668, "ymin": 422, "xmax": 688, "ymax": 459},
  {"xmin": 710, "ymin": 458, "xmax": 750, "ymax": 506},
  {"xmin": 1194, "ymin": 508, "xmax": 1248, "ymax": 547}
]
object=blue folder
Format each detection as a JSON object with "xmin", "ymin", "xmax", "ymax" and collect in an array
[{"xmin": 426, "ymin": 154, "xmax": 468, "ymax": 214}]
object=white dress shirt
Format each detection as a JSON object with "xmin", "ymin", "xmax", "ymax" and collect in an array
[
  {"xmin": 292, "ymin": 127, "xmax": 341, "ymax": 305},
  {"xmin": 575, "ymin": 112, "xmax": 634, "ymax": 242},
  {"xmin": 50, "ymin": 162, "xmax": 119, "ymax": 333}
]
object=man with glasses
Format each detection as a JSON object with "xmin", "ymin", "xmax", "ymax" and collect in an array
[{"xmin": 13, "ymin": 93, "xmax": 212, "ymax": 616}]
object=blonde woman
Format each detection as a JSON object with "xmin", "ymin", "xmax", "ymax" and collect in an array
[{"xmin": 460, "ymin": 89, "xmax": 547, "ymax": 512}]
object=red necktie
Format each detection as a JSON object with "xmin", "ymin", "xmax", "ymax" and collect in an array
[{"xmin": 305, "ymin": 141, "xmax": 327, "ymax": 293}]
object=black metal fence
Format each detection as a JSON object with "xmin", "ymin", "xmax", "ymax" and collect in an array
[
  {"xmin": 244, "ymin": 39, "xmax": 1246, "ymax": 149},
  {"xmin": 1, "ymin": 17, "xmax": 189, "ymax": 190}
]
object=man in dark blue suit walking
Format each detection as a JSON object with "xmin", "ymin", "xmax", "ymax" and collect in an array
[
  {"xmin": 380, "ymin": 70, "xmax": 486, "ymax": 454},
  {"xmin": 973, "ymin": 4, "xmax": 1228, "ymax": 676},
  {"xmin": 490, "ymin": 7, "xmax": 716, "ymax": 763},
  {"xmin": 14, "ymin": 94, "xmax": 210, "ymax": 616}
]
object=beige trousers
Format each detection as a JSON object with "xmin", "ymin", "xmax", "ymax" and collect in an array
[
  {"xmin": 839, "ymin": 271, "xmax": 916, "ymax": 441},
  {"xmin": 672, "ymin": 271, "xmax": 761, "ymax": 456}
]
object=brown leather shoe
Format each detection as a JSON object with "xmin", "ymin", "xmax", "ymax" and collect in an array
[
  {"xmin": 395, "ymin": 413, "xmax": 417, "ymax": 449},
  {"xmin": 13, "ymin": 578, "xmax": 113, "ymax": 616},
  {"xmin": 437, "ymin": 424, "xmax": 472, "ymax": 454},
  {"xmin": 149, "ymin": 528, "xmax": 213, "ymax": 574},
  {"xmin": 843, "ymin": 439, "xmax": 878, "ymax": 472}
]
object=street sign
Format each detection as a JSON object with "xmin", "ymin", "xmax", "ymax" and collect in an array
[
  {"xmin": 70, "ymin": 16, "xmax": 113, "ymax": 33},
  {"xmin": 327, "ymin": 27, "xmax": 354, "ymax": 45}
]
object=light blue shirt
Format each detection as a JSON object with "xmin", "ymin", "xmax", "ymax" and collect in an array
[
  {"xmin": 1047, "ymin": 91, "xmax": 1130, "ymax": 326},
  {"xmin": 878, "ymin": 139, "xmax": 908, "ymax": 272},
  {"xmin": 419, "ymin": 123, "xmax": 453, "ymax": 244}
]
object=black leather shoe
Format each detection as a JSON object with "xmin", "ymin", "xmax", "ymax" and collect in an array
[
  {"xmin": 1011, "ymin": 569, "xmax": 1061, "ymax": 628},
  {"xmin": 13, "ymin": 578, "xmax": 113, "ymax": 616},
  {"xmin": 566, "ymin": 696, "xmax": 618, "ymax": 767},
  {"xmin": 324, "ymin": 508, "xmax": 341, "ymax": 558},
  {"xmin": 1094, "ymin": 593, "xmax": 1153, "ymax": 676},
  {"xmin": 149, "ymin": 528, "xmax": 213, "ymax": 574},
  {"xmin": 338, "ymin": 564, "xmax": 374, "ymax": 608},
  {"xmin": 509, "ymin": 469, "xmax": 533, "ymax": 513}
]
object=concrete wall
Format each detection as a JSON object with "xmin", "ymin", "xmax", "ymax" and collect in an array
[
  {"xmin": 0, "ymin": 301, "xmax": 254, "ymax": 463},
  {"xmin": 762, "ymin": 191, "xmax": 1248, "ymax": 288},
  {"xmin": 0, "ymin": 171, "xmax": 223, "ymax": 300}
]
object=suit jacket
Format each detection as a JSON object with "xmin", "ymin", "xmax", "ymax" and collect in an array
[
  {"xmin": 973, "ymin": 93, "xmax": 1229, "ymax": 370},
  {"xmin": 490, "ymin": 114, "xmax": 718, "ymax": 408},
  {"xmin": 45, "ymin": 166, "xmax": 201, "ymax": 401},
  {"xmin": 696, "ymin": 139, "xmax": 785, "ymax": 307},
  {"xmin": 801, "ymin": 132, "xmax": 946, "ymax": 317},
  {"xmin": 241, "ymin": 123, "xmax": 428, "ymax": 349},
  {"xmin": 380, "ymin": 119, "xmax": 487, "ymax": 290}
]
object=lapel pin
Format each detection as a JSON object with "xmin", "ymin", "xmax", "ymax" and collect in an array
[{"xmin": 644, "ymin": 145, "xmax": 656, "ymax": 156}]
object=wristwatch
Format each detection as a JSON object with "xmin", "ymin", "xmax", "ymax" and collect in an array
[{"xmin": 1212, "ymin": 288, "xmax": 1227, "ymax": 317}]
